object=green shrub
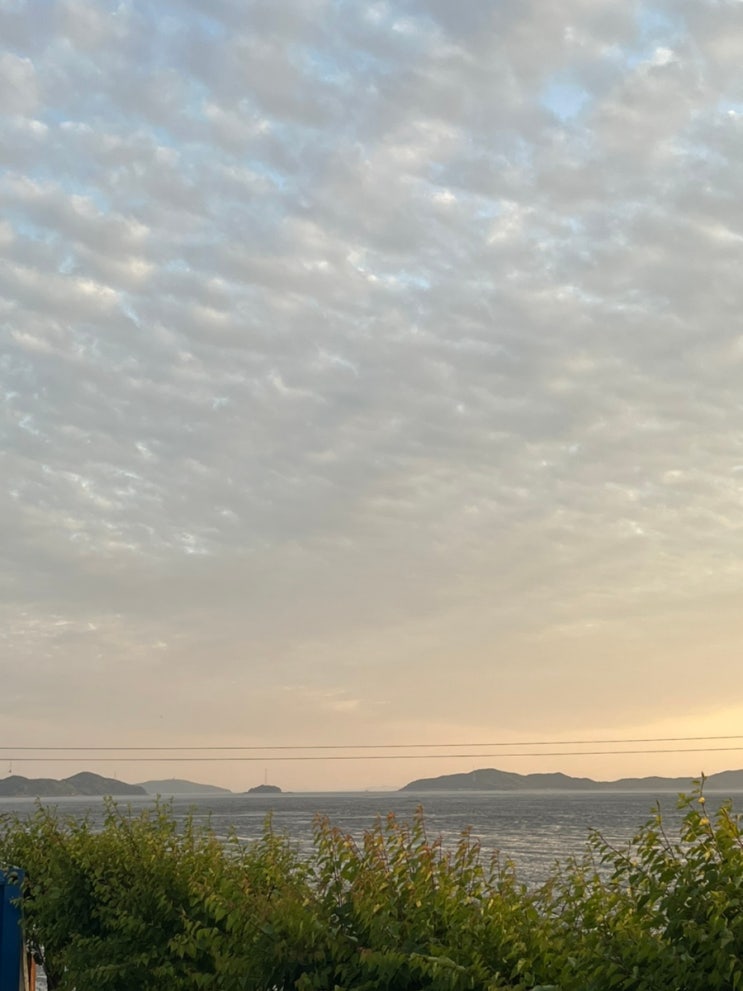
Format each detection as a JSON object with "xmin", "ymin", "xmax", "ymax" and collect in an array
[
  {"xmin": 0, "ymin": 800, "xmax": 306, "ymax": 990},
  {"xmin": 540, "ymin": 778, "xmax": 743, "ymax": 990},
  {"xmin": 2, "ymin": 782, "xmax": 742, "ymax": 991},
  {"xmin": 299, "ymin": 809, "xmax": 545, "ymax": 990}
]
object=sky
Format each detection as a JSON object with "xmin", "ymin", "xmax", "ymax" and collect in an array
[{"xmin": 3, "ymin": 0, "xmax": 743, "ymax": 792}]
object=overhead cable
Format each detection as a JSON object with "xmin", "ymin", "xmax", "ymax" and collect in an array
[
  {"xmin": 1, "ymin": 734, "xmax": 743, "ymax": 752},
  {"xmin": 6, "ymin": 744, "xmax": 743, "ymax": 762}
]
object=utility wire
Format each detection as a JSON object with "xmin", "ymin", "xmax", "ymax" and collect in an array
[
  {"xmin": 6, "ymin": 745, "xmax": 743, "ymax": 761},
  {"xmin": 2, "ymin": 735, "xmax": 743, "ymax": 752}
]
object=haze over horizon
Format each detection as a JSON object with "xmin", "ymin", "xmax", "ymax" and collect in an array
[{"xmin": 3, "ymin": 1, "xmax": 743, "ymax": 792}]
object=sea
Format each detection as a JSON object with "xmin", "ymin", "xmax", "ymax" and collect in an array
[{"xmin": 2, "ymin": 787, "xmax": 741, "ymax": 888}]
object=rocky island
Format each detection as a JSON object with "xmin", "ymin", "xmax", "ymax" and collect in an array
[
  {"xmin": 401, "ymin": 767, "xmax": 743, "ymax": 792},
  {"xmin": 137, "ymin": 779, "xmax": 232, "ymax": 795},
  {"xmin": 0, "ymin": 772, "xmax": 146, "ymax": 798}
]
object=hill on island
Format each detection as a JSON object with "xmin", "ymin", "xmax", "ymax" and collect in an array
[
  {"xmin": 400, "ymin": 767, "xmax": 743, "ymax": 792},
  {"xmin": 137, "ymin": 779, "xmax": 232, "ymax": 796},
  {"xmin": 0, "ymin": 772, "xmax": 146, "ymax": 798}
]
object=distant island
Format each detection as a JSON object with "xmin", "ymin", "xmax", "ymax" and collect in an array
[
  {"xmin": 137, "ymin": 779, "xmax": 233, "ymax": 796},
  {"xmin": 401, "ymin": 767, "xmax": 743, "ymax": 792},
  {"xmin": 0, "ymin": 772, "xmax": 146, "ymax": 798},
  {"xmin": 0, "ymin": 772, "xmax": 286, "ymax": 799}
]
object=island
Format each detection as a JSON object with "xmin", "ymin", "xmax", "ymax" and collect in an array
[
  {"xmin": 246, "ymin": 784, "xmax": 282, "ymax": 794},
  {"xmin": 400, "ymin": 767, "xmax": 743, "ymax": 792},
  {"xmin": 0, "ymin": 772, "xmax": 147, "ymax": 798},
  {"xmin": 137, "ymin": 779, "xmax": 232, "ymax": 795}
]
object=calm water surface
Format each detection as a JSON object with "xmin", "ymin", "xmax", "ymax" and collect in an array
[{"xmin": 3, "ymin": 788, "xmax": 740, "ymax": 887}]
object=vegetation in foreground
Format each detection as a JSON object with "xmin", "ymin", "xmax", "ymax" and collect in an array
[{"xmin": 0, "ymin": 781, "xmax": 742, "ymax": 991}]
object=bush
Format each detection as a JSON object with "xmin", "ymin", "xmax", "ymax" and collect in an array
[
  {"xmin": 540, "ymin": 778, "xmax": 743, "ymax": 990},
  {"xmin": 297, "ymin": 810, "xmax": 545, "ymax": 990},
  {"xmin": 1, "ymin": 782, "xmax": 742, "ymax": 990},
  {"xmin": 0, "ymin": 800, "xmax": 307, "ymax": 990}
]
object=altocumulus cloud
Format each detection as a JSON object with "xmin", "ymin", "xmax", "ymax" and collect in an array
[{"xmin": 2, "ymin": 0, "xmax": 743, "ymax": 789}]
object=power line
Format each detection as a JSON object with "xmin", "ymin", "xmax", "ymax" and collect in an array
[
  {"xmin": 6, "ymin": 745, "xmax": 743, "ymax": 761},
  {"xmin": 1, "ymin": 735, "xmax": 743, "ymax": 752}
]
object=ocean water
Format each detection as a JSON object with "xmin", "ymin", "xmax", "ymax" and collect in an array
[{"xmin": 2, "ymin": 787, "xmax": 739, "ymax": 887}]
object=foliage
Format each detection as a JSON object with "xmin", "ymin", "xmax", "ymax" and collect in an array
[
  {"xmin": 295, "ymin": 810, "xmax": 546, "ymax": 990},
  {"xmin": 539, "ymin": 778, "xmax": 743, "ymax": 991},
  {"xmin": 1, "ymin": 781, "xmax": 742, "ymax": 990},
  {"xmin": 0, "ymin": 800, "xmax": 254, "ymax": 989}
]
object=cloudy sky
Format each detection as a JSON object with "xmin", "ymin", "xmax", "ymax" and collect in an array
[{"xmin": 3, "ymin": 0, "xmax": 743, "ymax": 791}]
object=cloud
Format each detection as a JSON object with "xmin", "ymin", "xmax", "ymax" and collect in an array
[
  {"xmin": 2, "ymin": 0, "xmax": 743, "ymax": 787},
  {"xmin": 0, "ymin": 51, "xmax": 39, "ymax": 113}
]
